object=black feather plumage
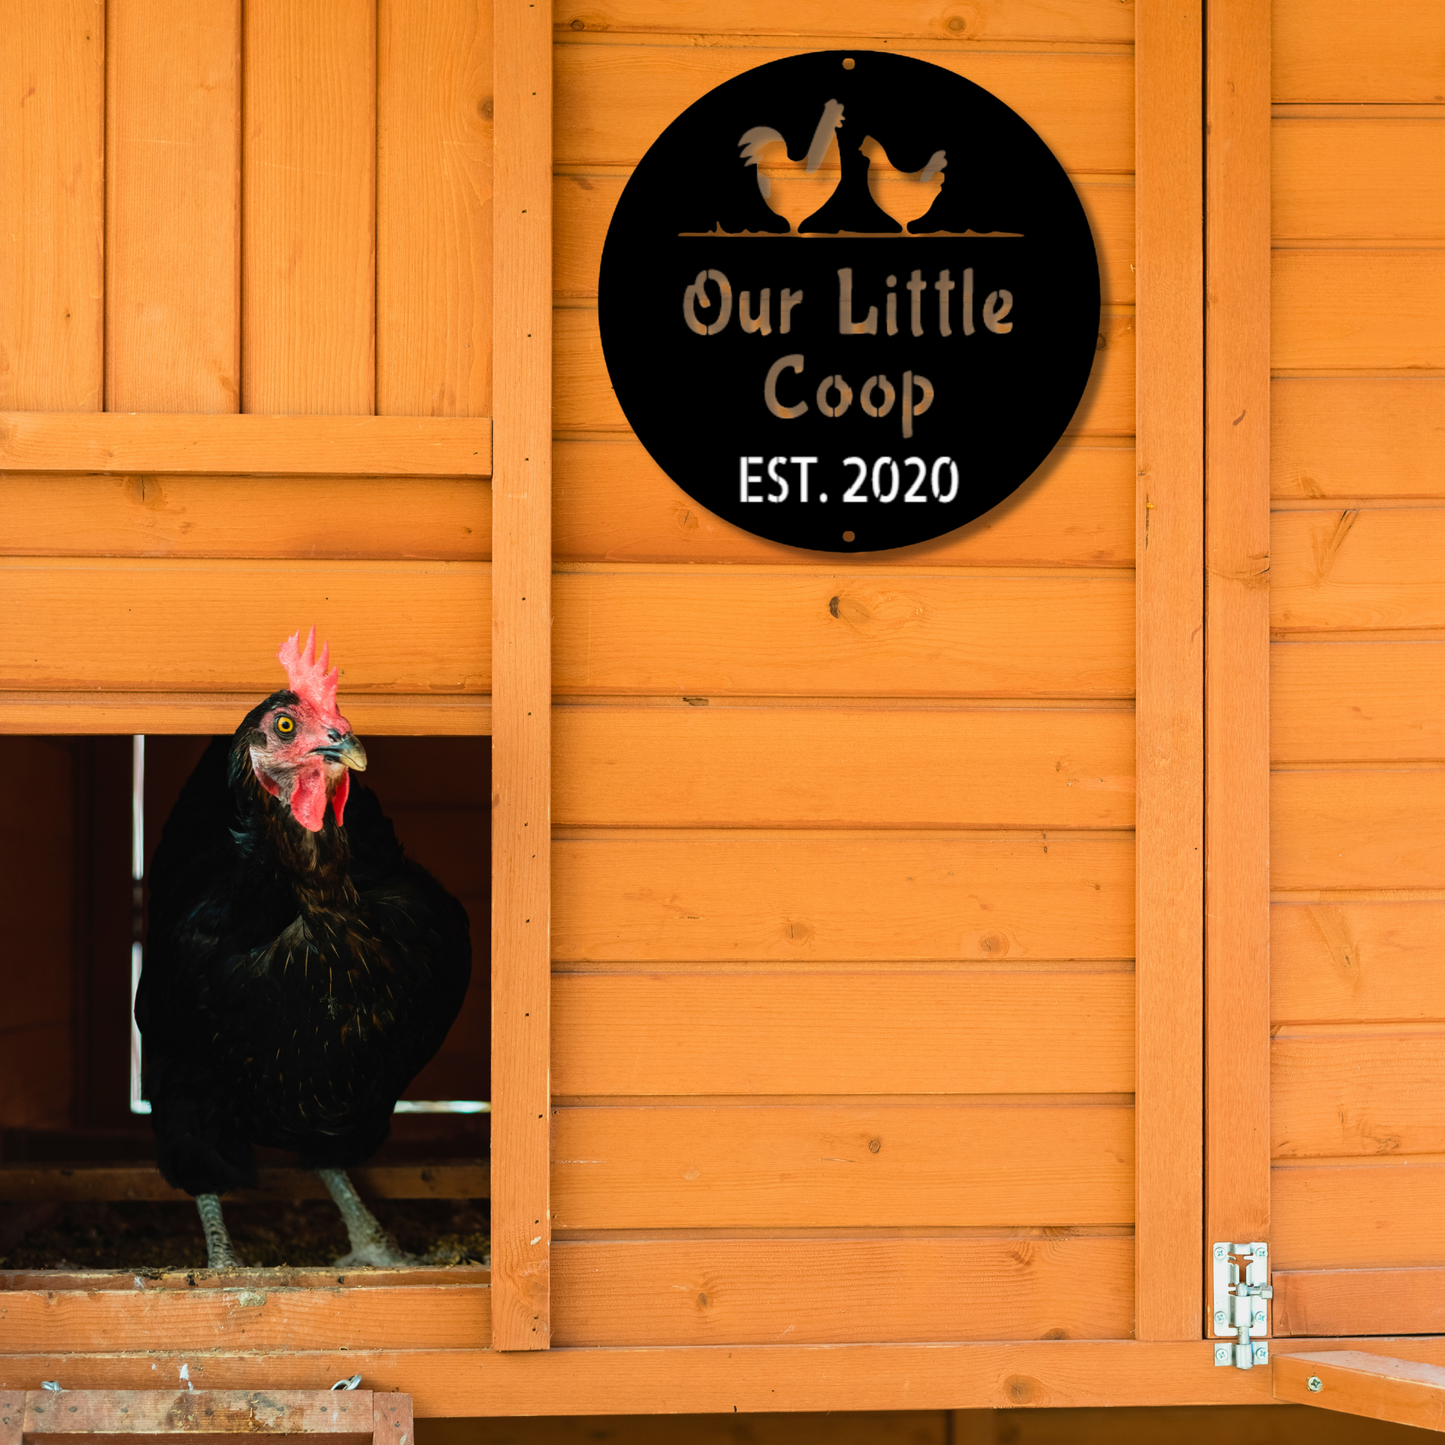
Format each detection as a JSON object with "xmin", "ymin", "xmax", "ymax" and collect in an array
[{"xmin": 136, "ymin": 694, "xmax": 471, "ymax": 1197}]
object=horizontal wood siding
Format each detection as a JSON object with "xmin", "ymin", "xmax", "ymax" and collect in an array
[
  {"xmin": 551, "ymin": 1101, "xmax": 1135, "ymax": 1229},
  {"xmin": 553, "ymin": 831, "xmax": 1134, "ymax": 964},
  {"xmin": 553, "ymin": 970, "xmax": 1134, "ymax": 1095},
  {"xmin": 0, "ymin": 558, "xmax": 490, "ymax": 693},
  {"xmin": 547, "ymin": 5, "xmax": 1136, "ymax": 1347},
  {"xmin": 551, "ymin": 1235, "xmax": 1134, "ymax": 1346},
  {"xmin": 1270, "ymin": 13, "xmax": 1445, "ymax": 1308}
]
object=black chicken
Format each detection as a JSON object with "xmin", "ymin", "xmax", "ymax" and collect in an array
[{"xmin": 136, "ymin": 628, "xmax": 471, "ymax": 1268}]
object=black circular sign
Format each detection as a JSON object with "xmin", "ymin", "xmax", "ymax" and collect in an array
[{"xmin": 598, "ymin": 50, "xmax": 1100, "ymax": 554}]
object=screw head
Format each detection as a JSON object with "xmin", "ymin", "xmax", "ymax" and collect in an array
[
  {"xmin": 1254, "ymin": 1345, "xmax": 1269, "ymax": 1362},
  {"xmin": 1215, "ymin": 1310, "xmax": 1227, "ymax": 1324},
  {"xmin": 1308, "ymin": 1376, "xmax": 1323, "ymax": 1393},
  {"xmin": 1215, "ymin": 1246, "xmax": 1227, "ymax": 1259},
  {"xmin": 1215, "ymin": 1346, "xmax": 1232, "ymax": 1365}
]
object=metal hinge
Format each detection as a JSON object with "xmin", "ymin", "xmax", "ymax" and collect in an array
[{"xmin": 1212, "ymin": 1241, "xmax": 1272, "ymax": 1369}]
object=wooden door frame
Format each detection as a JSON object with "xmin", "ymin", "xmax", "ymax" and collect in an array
[
  {"xmin": 1202, "ymin": 0, "xmax": 1273, "ymax": 1303},
  {"xmin": 1135, "ymin": 0, "xmax": 1206, "ymax": 1340},
  {"xmin": 482, "ymin": 0, "xmax": 1220, "ymax": 1359},
  {"xmin": 489, "ymin": 0, "xmax": 554, "ymax": 1352}
]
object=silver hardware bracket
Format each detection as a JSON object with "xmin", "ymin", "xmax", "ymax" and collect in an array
[{"xmin": 1212, "ymin": 1241, "xmax": 1272, "ymax": 1369}]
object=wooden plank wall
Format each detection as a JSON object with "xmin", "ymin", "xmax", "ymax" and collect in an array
[
  {"xmin": 0, "ymin": 0, "xmax": 493, "ymax": 728},
  {"xmin": 548, "ymin": 0, "xmax": 1139, "ymax": 1346},
  {"xmin": 1270, "ymin": 0, "xmax": 1445, "ymax": 1314}
]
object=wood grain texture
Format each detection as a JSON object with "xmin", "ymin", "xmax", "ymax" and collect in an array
[
  {"xmin": 1274, "ymin": 251, "xmax": 1445, "ymax": 374},
  {"xmin": 1205, "ymin": 0, "xmax": 1272, "ymax": 1261},
  {"xmin": 1274, "ymin": 1159, "xmax": 1445, "ymax": 1270},
  {"xmin": 1274, "ymin": 900, "xmax": 1445, "ymax": 1023},
  {"xmin": 553, "ymin": 0, "xmax": 1136, "ymax": 44},
  {"xmin": 554, "ymin": 439, "xmax": 1134, "ymax": 567},
  {"xmin": 1274, "ymin": 1026, "xmax": 1445, "ymax": 1159},
  {"xmin": 1273, "ymin": 1351, "xmax": 1445, "ymax": 1431},
  {"xmin": 556, "ymin": 173, "xmax": 1136, "ymax": 307},
  {"xmin": 490, "ymin": 0, "xmax": 552, "ymax": 1353},
  {"xmin": 0, "ymin": 692, "xmax": 491, "ymax": 736},
  {"xmin": 555, "ymin": 44, "xmax": 1135, "ymax": 174},
  {"xmin": 0, "ymin": 1285, "xmax": 488, "ymax": 1352},
  {"xmin": 554, "ymin": 306, "xmax": 1136, "ymax": 437},
  {"xmin": 1272, "ymin": 508, "xmax": 1445, "ymax": 634},
  {"xmin": 551, "ymin": 1101, "xmax": 1135, "ymax": 1229},
  {"xmin": 242, "ymin": 0, "xmax": 375, "ymax": 414},
  {"xmin": 0, "ymin": 412, "xmax": 493, "ymax": 476},
  {"xmin": 0, "ymin": 1341, "xmax": 1298, "ymax": 1415},
  {"xmin": 552, "ymin": 971, "xmax": 1134, "ymax": 1095},
  {"xmin": 551, "ymin": 1235, "xmax": 1135, "ymax": 1346},
  {"xmin": 1274, "ymin": 0, "xmax": 1445, "ymax": 103},
  {"xmin": 553, "ymin": 831, "xmax": 1134, "ymax": 964},
  {"xmin": 0, "ymin": 558, "xmax": 489, "ymax": 692},
  {"xmin": 105, "ymin": 0, "xmax": 240, "ymax": 412},
  {"xmin": 1274, "ymin": 379, "xmax": 1445, "ymax": 500},
  {"xmin": 552, "ymin": 569, "xmax": 1134, "ymax": 698},
  {"xmin": 0, "ymin": 0, "xmax": 104, "ymax": 410},
  {"xmin": 378, "ymin": 0, "xmax": 493, "ymax": 417},
  {"xmin": 1272, "ymin": 769, "xmax": 1445, "ymax": 891},
  {"xmin": 1133, "ymin": 0, "xmax": 1204, "ymax": 1341},
  {"xmin": 1273, "ymin": 643, "xmax": 1445, "ymax": 763},
  {"xmin": 1275, "ymin": 1269, "xmax": 1445, "ymax": 1339},
  {"xmin": 553, "ymin": 705, "xmax": 1135, "ymax": 829},
  {"xmin": 2, "ymin": 474, "xmax": 490, "ymax": 560},
  {"xmin": 1274, "ymin": 117, "xmax": 1445, "ymax": 242}
]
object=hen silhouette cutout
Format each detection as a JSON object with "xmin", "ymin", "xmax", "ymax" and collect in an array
[{"xmin": 860, "ymin": 134, "xmax": 947, "ymax": 230}]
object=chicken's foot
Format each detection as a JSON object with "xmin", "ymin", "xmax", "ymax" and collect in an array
[
  {"xmin": 316, "ymin": 1167, "xmax": 416, "ymax": 1267},
  {"xmin": 196, "ymin": 1192, "xmax": 240, "ymax": 1268}
]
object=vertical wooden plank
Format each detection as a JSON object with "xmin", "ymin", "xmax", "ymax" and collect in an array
[
  {"xmin": 1135, "ymin": 0, "xmax": 1205, "ymax": 1339},
  {"xmin": 105, "ymin": 0, "xmax": 241, "ymax": 413},
  {"xmin": 1204, "ymin": 0, "xmax": 1272, "ymax": 1287},
  {"xmin": 377, "ymin": 0, "xmax": 493, "ymax": 417},
  {"xmin": 0, "ymin": 0, "xmax": 104, "ymax": 411},
  {"xmin": 372, "ymin": 1390, "xmax": 413, "ymax": 1445},
  {"xmin": 242, "ymin": 0, "xmax": 375, "ymax": 415},
  {"xmin": 491, "ymin": 0, "xmax": 552, "ymax": 1350}
]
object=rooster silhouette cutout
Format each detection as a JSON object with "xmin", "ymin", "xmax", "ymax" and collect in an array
[{"xmin": 738, "ymin": 98, "xmax": 845, "ymax": 233}]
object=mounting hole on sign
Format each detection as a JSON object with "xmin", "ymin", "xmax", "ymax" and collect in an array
[
  {"xmin": 842, "ymin": 57, "xmax": 855, "ymax": 69},
  {"xmin": 842, "ymin": 531, "xmax": 856, "ymax": 543}
]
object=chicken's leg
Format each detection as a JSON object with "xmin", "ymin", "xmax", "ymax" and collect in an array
[
  {"xmin": 316, "ymin": 1168, "xmax": 415, "ymax": 1267},
  {"xmin": 196, "ymin": 1193, "xmax": 240, "ymax": 1267}
]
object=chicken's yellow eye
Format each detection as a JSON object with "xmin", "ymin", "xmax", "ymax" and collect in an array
[{"xmin": 276, "ymin": 715, "xmax": 295, "ymax": 735}]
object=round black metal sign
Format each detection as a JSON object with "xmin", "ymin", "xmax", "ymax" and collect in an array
[{"xmin": 597, "ymin": 49, "xmax": 1101, "ymax": 554}]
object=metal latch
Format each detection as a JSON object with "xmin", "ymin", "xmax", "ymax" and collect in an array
[{"xmin": 1212, "ymin": 1241, "xmax": 1272, "ymax": 1369}]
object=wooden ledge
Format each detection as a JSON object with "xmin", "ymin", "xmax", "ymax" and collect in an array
[
  {"xmin": 0, "ymin": 1161, "xmax": 490, "ymax": 1205},
  {"xmin": 0, "ymin": 413, "xmax": 492, "ymax": 478},
  {"xmin": 1275, "ymin": 1350, "xmax": 1445, "ymax": 1431}
]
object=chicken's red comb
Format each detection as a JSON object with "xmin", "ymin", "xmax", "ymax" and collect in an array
[{"xmin": 277, "ymin": 626, "xmax": 340, "ymax": 713}]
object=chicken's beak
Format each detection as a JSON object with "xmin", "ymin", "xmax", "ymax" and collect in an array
[{"xmin": 315, "ymin": 733, "xmax": 367, "ymax": 771}]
